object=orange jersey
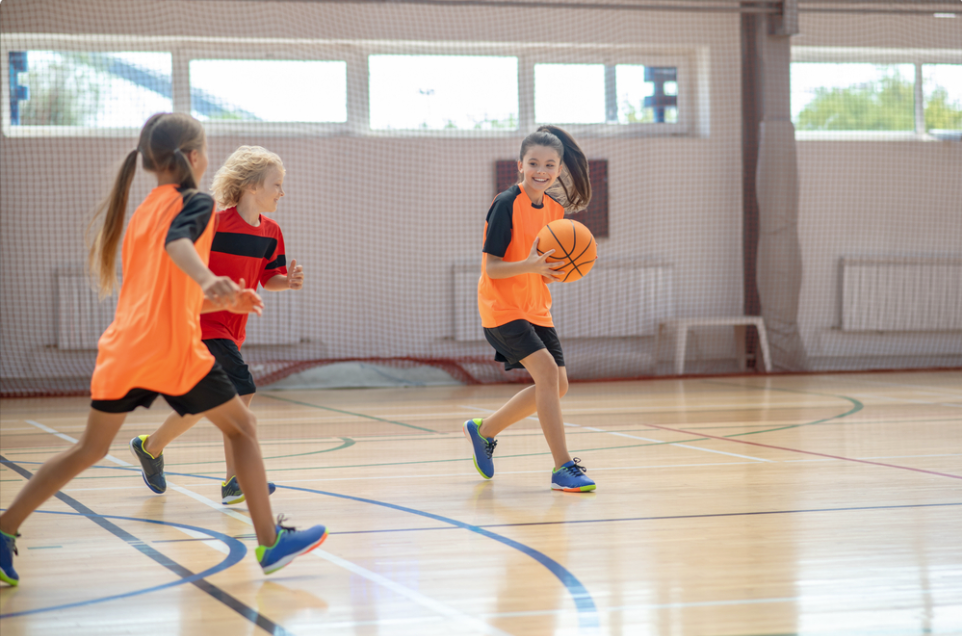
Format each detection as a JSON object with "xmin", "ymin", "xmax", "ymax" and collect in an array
[
  {"xmin": 90, "ymin": 185, "xmax": 217, "ymax": 400},
  {"xmin": 478, "ymin": 184, "xmax": 564, "ymax": 328}
]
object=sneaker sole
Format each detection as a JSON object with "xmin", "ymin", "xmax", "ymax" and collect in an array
[
  {"xmin": 129, "ymin": 439, "xmax": 166, "ymax": 494},
  {"xmin": 0, "ymin": 570, "xmax": 18, "ymax": 587},
  {"xmin": 261, "ymin": 529, "xmax": 328, "ymax": 575},
  {"xmin": 462, "ymin": 422, "xmax": 493, "ymax": 480},
  {"xmin": 551, "ymin": 484, "xmax": 597, "ymax": 492}
]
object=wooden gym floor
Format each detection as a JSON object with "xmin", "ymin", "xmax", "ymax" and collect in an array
[{"xmin": 1, "ymin": 371, "xmax": 960, "ymax": 635}]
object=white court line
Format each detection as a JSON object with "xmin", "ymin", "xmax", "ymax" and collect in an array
[
  {"xmin": 25, "ymin": 420, "xmax": 131, "ymax": 465},
  {"xmin": 24, "ymin": 419, "xmax": 513, "ymax": 636},
  {"xmin": 461, "ymin": 406, "xmax": 773, "ymax": 463}
]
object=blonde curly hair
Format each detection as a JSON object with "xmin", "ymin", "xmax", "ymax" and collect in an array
[{"xmin": 211, "ymin": 145, "xmax": 285, "ymax": 209}]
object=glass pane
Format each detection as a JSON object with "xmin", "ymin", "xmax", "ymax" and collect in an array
[
  {"xmin": 11, "ymin": 51, "xmax": 172, "ymax": 127},
  {"xmin": 923, "ymin": 64, "xmax": 962, "ymax": 132},
  {"xmin": 189, "ymin": 60, "xmax": 347, "ymax": 122},
  {"xmin": 369, "ymin": 55, "xmax": 517, "ymax": 131},
  {"xmin": 791, "ymin": 63, "xmax": 915, "ymax": 131},
  {"xmin": 616, "ymin": 64, "xmax": 678, "ymax": 124},
  {"xmin": 535, "ymin": 64, "xmax": 605, "ymax": 124}
]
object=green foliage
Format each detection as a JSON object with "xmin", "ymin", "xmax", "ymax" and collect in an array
[
  {"xmin": 925, "ymin": 86, "xmax": 962, "ymax": 131},
  {"xmin": 18, "ymin": 54, "xmax": 103, "ymax": 126},
  {"xmin": 621, "ymin": 101, "xmax": 654, "ymax": 124},
  {"xmin": 797, "ymin": 71, "xmax": 915, "ymax": 131},
  {"xmin": 474, "ymin": 113, "xmax": 518, "ymax": 130}
]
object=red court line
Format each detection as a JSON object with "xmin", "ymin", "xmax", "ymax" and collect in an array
[{"xmin": 643, "ymin": 422, "xmax": 962, "ymax": 480}]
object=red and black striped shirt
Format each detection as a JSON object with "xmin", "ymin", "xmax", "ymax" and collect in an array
[{"xmin": 200, "ymin": 207, "xmax": 287, "ymax": 347}]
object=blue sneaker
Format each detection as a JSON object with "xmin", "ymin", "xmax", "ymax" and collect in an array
[
  {"xmin": 1, "ymin": 530, "xmax": 19, "ymax": 587},
  {"xmin": 256, "ymin": 516, "xmax": 328, "ymax": 575},
  {"xmin": 463, "ymin": 418, "xmax": 496, "ymax": 479},
  {"xmin": 551, "ymin": 458, "xmax": 596, "ymax": 492},
  {"xmin": 222, "ymin": 475, "xmax": 277, "ymax": 505},
  {"xmin": 129, "ymin": 435, "xmax": 166, "ymax": 494}
]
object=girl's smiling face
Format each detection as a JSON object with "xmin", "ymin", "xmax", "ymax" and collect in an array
[{"xmin": 518, "ymin": 145, "xmax": 562, "ymax": 196}]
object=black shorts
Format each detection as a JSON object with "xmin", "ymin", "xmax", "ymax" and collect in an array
[
  {"xmin": 483, "ymin": 319, "xmax": 565, "ymax": 371},
  {"xmin": 91, "ymin": 363, "xmax": 237, "ymax": 416},
  {"xmin": 203, "ymin": 339, "xmax": 256, "ymax": 396}
]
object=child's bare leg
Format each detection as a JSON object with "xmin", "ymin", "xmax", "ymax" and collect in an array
[
  {"xmin": 0, "ymin": 410, "xmax": 127, "ymax": 535},
  {"xmin": 520, "ymin": 350, "xmax": 572, "ymax": 469},
  {"xmin": 221, "ymin": 393, "xmax": 254, "ymax": 481},
  {"xmin": 143, "ymin": 412, "xmax": 204, "ymax": 458},
  {"xmin": 203, "ymin": 396, "xmax": 276, "ymax": 547},
  {"xmin": 479, "ymin": 361, "xmax": 568, "ymax": 439}
]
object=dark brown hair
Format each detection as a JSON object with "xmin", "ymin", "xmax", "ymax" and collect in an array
[
  {"xmin": 87, "ymin": 113, "xmax": 205, "ymax": 296},
  {"xmin": 518, "ymin": 125, "xmax": 591, "ymax": 211}
]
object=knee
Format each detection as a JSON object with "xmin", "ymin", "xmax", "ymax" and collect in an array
[
  {"xmin": 534, "ymin": 364, "xmax": 560, "ymax": 390},
  {"xmin": 226, "ymin": 412, "xmax": 258, "ymax": 442},
  {"xmin": 558, "ymin": 376, "xmax": 569, "ymax": 398},
  {"xmin": 77, "ymin": 439, "xmax": 112, "ymax": 464}
]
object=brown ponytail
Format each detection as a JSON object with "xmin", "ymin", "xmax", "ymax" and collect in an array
[
  {"xmin": 87, "ymin": 112, "xmax": 206, "ymax": 297},
  {"xmin": 519, "ymin": 125, "xmax": 592, "ymax": 211},
  {"xmin": 87, "ymin": 149, "xmax": 138, "ymax": 297}
]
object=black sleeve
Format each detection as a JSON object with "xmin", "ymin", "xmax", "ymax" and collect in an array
[
  {"xmin": 482, "ymin": 195, "xmax": 514, "ymax": 257},
  {"xmin": 165, "ymin": 191, "xmax": 214, "ymax": 245}
]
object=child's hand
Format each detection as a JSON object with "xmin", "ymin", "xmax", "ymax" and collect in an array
[
  {"xmin": 226, "ymin": 280, "xmax": 264, "ymax": 316},
  {"xmin": 202, "ymin": 275, "xmax": 240, "ymax": 307},
  {"xmin": 287, "ymin": 259, "xmax": 304, "ymax": 290},
  {"xmin": 528, "ymin": 237, "xmax": 565, "ymax": 281}
]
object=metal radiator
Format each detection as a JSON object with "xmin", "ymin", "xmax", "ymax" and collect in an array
[
  {"xmin": 56, "ymin": 273, "xmax": 299, "ymax": 349},
  {"xmin": 840, "ymin": 257, "xmax": 962, "ymax": 332},
  {"xmin": 454, "ymin": 260, "xmax": 674, "ymax": 341}
]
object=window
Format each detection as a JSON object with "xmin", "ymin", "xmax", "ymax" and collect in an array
[
  {"xmin": 534, "ymin": 63, "xmax": 678, "ymax": 125},
  {"xmin": 189, "ymin": 60, "xmax": 347, "ymax": 123},
  {"xmin": 616, "ymin": 64, "xmax": 677, "ymax": 124},
  {"xmin": 923, "ymin": 64, "xmax": 962, "ymax": 132},
  {"xmin": 535, "ymin": 63, "xmax": 606, "ymax": 124},
  {"xmin": 368, "ymin": 55, "xmax": 518, "ymax": 131},
  {"xmin": 4, "ymin": 37, "xmax": 692, "ymax": 137},
  {"xmin": 791, "ymin": 63, "xmax": 916, "ymax": 132},
  {"xmin": 10, "ymin": 51, "xmax": 172, "ymax": 127}
]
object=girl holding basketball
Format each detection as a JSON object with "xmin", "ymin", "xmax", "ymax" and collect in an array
[
  {"xmin": 0, "ymin": 114, "xmax": 325, "ymax": 587},
  {"xmin": 464, "ymin": 125, "xmax": 596, "ymax": 492},
  {"xmin": 128, "ymin": 145, "xmax": 303, "ymax": 506}
]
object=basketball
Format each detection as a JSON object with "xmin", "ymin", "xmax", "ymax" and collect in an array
[{"xmin": 536, "ymin": 219, "xmax": 597, "ymax": 283}]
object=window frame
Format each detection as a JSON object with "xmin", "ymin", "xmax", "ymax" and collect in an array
[
  {"xmin": 3, "ymin": 34, "xmax": 697, "ymax": 139},
  {"xmin": 791, "ymin": 46, "xmax": 962, "ymax": 141}
]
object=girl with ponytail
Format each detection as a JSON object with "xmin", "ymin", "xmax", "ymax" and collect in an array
[
  {"xmin": 0, "ymin": 114, "xmax": 327, "ymax": 589},
  {"xmin": 463, "ymin": 125, "xmax": 597, "ymax": 493}
]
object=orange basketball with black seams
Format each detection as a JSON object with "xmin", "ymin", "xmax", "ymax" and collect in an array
[{"xmin": 536, "ymin": 219, "xmax": 597, "ymax": 283}]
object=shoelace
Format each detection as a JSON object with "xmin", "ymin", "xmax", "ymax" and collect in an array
[
  {"xmin": 565, "ymin": 457, "xmax": 588, "ymax": 475},
  {"xmin": 3, "ymin": 534, "xmax": 17, "ymax": 556},
  {"xmin": 484, "ymin": 438, "xmax": 498, "ymax": 458},
  {"xmin": 275, "ymin": 514, "xmax": 296, "ymax": 533}
]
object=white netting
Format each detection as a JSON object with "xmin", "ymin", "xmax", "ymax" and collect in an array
[{"xmin": 1, "ymin": 0, "xmax": 959, "ymax": 396}]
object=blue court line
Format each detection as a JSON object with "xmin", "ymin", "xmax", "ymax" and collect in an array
[
  {"xmin": 0, "ymin": 456, "xmax": 294, "ymax": 635},
  {"xmin": 278, "ymin": 483, "xmax": 601, "ymax": 631},
  {"xmin": 2, "ymin": 461, "xmax": 601, "ymax": 631},
  {"xmin": 0, "ymin": 510, "xmax": 246, "ymax": 620}
]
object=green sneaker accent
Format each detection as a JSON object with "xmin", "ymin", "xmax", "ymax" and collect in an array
[
  {"xmin": 137, "ymin": 435, "xmax": 159, "ymax": 459},
  {"xmin": 255, "ymin": 531, "xmax": 282, "ymax": 562}
]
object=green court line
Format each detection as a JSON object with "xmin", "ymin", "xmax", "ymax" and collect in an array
[
  {"xmin": 260, "ymin": 393, "xmax": 439, "ymax": 433},
  {"xmin": 701, "ymin": 379, "xmax": 864, "ymax": 438},
  {"xmin": 0, "ymin": 381, "xmax": 888, "ymax": 477},
  {"xmin": 167, "ymin": 436, "xmax": 355, "ymax": 465}
]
